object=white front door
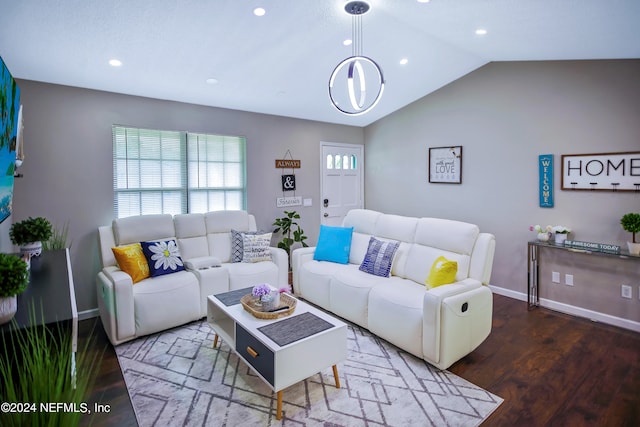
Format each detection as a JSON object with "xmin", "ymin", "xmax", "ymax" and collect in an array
[{"xmin": 320, "ymin": 142, "xmax": 364, "ymax": 226}]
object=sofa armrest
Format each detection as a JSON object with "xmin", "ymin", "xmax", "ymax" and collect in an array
[
  {"xmin": 98, "ymin": 266, "xmax": 136, "ymax": 344},
  {"xmin": 469, "ymin": 233, "xmax": 496, "ymax": 284},
  {"xmin": 291, "ymin": 246, "xmax": 316, "ymax": 294},
  {"xmin": 422, "ymin": 279, "xmax": 487, "ymax": 368},
  {"xmin": 268, "ymin": 246, "xmax": 289, "ymax": 287}
]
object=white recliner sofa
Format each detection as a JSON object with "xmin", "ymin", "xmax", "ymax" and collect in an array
[
  {"xmin": 97, "ymin": 210, "xmax": 288, "ymax": 345},
  {"xmin": 292, "ymin": 209, "xmax": 495, "ymax": 370}
]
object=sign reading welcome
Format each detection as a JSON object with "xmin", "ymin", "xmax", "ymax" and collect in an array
[
  {"xmin": 539, "ymin": 154, "xmax": 554, "ymax": 207},
  {"xmin": 561, "ymin": 151, "xmax": 640, "ymax": 192}
]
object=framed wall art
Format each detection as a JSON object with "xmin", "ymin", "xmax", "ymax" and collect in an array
[
  {"xmin": 429, "ymin": 146, "xmax": 462, "ymax": 184},
  {"xmin": 561, "ymin": 151, "xmax": 640, "ymax": 191}
]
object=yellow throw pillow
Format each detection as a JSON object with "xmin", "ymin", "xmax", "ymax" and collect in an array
[
  {"xmin": 425, "ymin": 256, "xmax": 458, "ymax": 289},
  {"xmin": 112, "ymin": 243, "xmax": 150, "ymax": 284}
]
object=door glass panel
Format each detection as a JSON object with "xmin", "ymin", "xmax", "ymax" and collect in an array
[
  {"xmin": 326, "ymin": 154, "xmax": 334, "ymax": 169},
  {"xmin": 335, "ymin": 154, "xmax": 342, "ymax": 169},
  {"xmin": 343, "ymin": 155, "xmax": 349, "ymax": 169},
  {"xmin": 351, "ymin": 155, "xmax": 357, "ymax": 169}
]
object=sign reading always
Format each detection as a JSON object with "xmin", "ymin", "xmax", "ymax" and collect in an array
[
  {"xmin": 275, "ymin": 159, "xmax": 301, "ymax": 169},
  {"xmin": 539, "ymin": 154, "xmax": 554, "ymax": 208},
  {"xmin": 561, "ymin": 151, "xmax": 640, "ymax": 191}
]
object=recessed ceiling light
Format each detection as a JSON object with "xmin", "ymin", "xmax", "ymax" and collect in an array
[
  {"xmin": 254, "ymin": 7, "xmax": 266, "ymax": 16},
  {"xmin": 109, "ymin": 59, "xmax": 122, "ymax": 67},
  {"xmin": 417, "ymin": 0, "xmax": 430, "ymax": 3},
  {"xmin": 343, "ymin": 39, "xmax": 352, "ymax": 46},
  {"xmin": 400, "ymin": 58, "xmax": 408, "ymax": 65},
  {"xmin": 475, "ymin": 28, "xmax": 487, "ymax": 35},
  {"xmin": 206, "ymin": 78, "xmax": 219, "ymax": 85}
]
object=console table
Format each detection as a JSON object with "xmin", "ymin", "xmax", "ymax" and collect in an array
[
  {"xmin": 0, "ymin": 249, "xmax": 78, "ymax": 375},
  {"xmin": 527, "ymin": 240, "xmax": 640, "ymax": 310}
]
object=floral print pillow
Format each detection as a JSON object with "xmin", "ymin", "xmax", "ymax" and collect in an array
[{"xmin": 141, "ymin": 240, "xmax": 186, "ymax": 277}]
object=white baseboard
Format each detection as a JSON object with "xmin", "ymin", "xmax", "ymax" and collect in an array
[
  {"xmin": 489, "ymin": 285, "xmax": 640, "ymax": 333},
  {"xmin": 78, "ymin": 308, "xmax": 100, "ymax": 321}
]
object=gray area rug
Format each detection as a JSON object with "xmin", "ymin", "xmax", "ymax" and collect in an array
[{"xmin": 115, "ymin": 320, "xmax": 502, "ymax": 426}]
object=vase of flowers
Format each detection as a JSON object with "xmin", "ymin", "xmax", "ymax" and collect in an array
[
  {"xmin": 251, "ymin": 283, "xmax": 271, "ymax": 307},
  {"xmin": 530, "ymin": 225, "xmax": 552, "ymax": 242},
  {"xmin": 552, "ymin": 226, "xmax": 571, "ymax": 244}
]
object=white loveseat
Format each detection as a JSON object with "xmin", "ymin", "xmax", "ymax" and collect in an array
[
  {"xmin": 97, "ymin": 210, "xmax": 288, "ymax": 345},
  {"xmin": 292, "ymin": 209, "xmax": 495, "ymax": 370}
]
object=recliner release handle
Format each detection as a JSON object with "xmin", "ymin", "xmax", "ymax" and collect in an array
[{"xmin": 461, "ymin": 302, "xmax": 469, "ymax": 312}]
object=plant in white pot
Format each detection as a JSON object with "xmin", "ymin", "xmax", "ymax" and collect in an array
[
  {"xmin": 620, "ymin": 213, "xmax": 640, "ymax": 255},
  {"xmin": 551, "ymin": 225, "xmax": 571, "ymax": 245},
  {"xmin": 0, "ymin": 253, "xmax": 29, "ymax": 325},
  {"xmin": 9, "ymin": 216, "xmax": 53, "ymax": 257}
]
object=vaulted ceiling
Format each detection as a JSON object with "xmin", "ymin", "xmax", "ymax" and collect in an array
[{"xmin": 1, "ymin": 0, "xmax": 639, "ymax": 126}]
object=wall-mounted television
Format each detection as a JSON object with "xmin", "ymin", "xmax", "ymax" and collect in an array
[{"xmin": 0, "ymin": 56, "xmax": 21, "ymax": 224}]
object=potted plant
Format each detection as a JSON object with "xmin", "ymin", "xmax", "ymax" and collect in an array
[
  {"xmin": 0, "ymin": 253, "xmax": 29, "ymax": 325},
  {"xmin": 620, "ymin": 212, "xmax": 640, "ymax": 255},
  {"xmin": 9, "ymin": 216, "xmax": 53, "ymax": 257},
  {"xmin": 273, "ymin": 210, "xmax": 309, "ymax": 269},
  {"xmin": 551, "ymin": 225, "xmax": 571, "ymax": 245}
]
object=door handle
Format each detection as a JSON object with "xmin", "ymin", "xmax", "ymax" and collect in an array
[{"xmin": 324, "ymin": 213, "xmax": 329, "ymax": 218}]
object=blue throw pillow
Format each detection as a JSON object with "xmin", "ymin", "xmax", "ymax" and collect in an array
[
  {"xmin": 141, "ymin": 240, "xmax": 186, "ymax": 277},
  {"xmin": 313, "ymin": 225, "xmax": 353, "ymax": 264},
  {"xmin": 359, "ymin": 237, "xmax": 400, "ymax": 277}
]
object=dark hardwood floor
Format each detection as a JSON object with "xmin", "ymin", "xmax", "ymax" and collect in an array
[{"xmin": 79, "ymin": 294, "xmax": 640, "ymax": 426}]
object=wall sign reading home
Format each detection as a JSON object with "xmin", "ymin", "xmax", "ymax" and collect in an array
[
  {"xmin": 429, "ymin": 146, "xmax": 462, "ymax": 184},
  {"xmin": 561, "ymin": 151, "xmax": 640, "ymax": 192}
]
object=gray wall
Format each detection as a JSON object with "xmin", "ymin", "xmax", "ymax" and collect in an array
[
  {"xmin": 5, "ymin": 60, "xmax": 639, "ymax": 324},
  {"xmin": 364, "ymin": 60, "xmax": 640, "ymax": 322},
  {"xmin": 6, "ymin": 80, "xmax": 363, "ymax": 314}
]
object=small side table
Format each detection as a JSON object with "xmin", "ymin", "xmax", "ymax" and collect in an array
[{"xmin": 1, "ymin": 249, "xmax": 78, "ymax": 379}]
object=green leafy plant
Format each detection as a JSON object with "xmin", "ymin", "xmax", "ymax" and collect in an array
[
  {"xmin": 0, "ymin": 305, "xmax": 105, "ymax": 427},
  {"xmin": 9, "ymin": 216, "xmax": 53, "ymax": 246},
  {"xmin": 42, "ymin": 220, "xmax": 71, "ymax": 251},
  {"xmin": 0, "ymin": 253, "xmax": 29, "ymax": 297},
  {"xmin": 273, "ymin": 210, "xmax": 309, "ymax": 265},
  {"xmin": 620, "ymin": 213, "xmax": 640, "ymax": 243}
]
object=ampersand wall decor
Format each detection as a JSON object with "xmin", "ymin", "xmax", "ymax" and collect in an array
[
  {"xmin": 281, "ymin": 174, "xmax": 296, "ymax": 192},
  {"xmin": 277, "ymin": 149, "xmax": 300, "ymax": 193}
]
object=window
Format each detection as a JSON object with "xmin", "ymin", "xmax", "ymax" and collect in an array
[
  {"xmin": 113, "ymin": 126, "xmax": 246, "ymax": 218},
  {"xmin": 187, "ymin": 133, "xmax": 246, "ymax": 213},
  {"xmin": 325, "ymin": 153, "xmax": 358, "ymax": 170}
]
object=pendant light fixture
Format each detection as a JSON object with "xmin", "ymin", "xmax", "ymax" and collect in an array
[{"xmin": 329, "ymin": 1, "xmax": 384, "ymax": 116}]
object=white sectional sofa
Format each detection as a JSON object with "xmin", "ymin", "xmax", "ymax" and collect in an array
[
  {"xmin": 97, "ymin": 210, "xmax": 288, "ymax": 345},
  {"xmin": 292, "ymin": 209, "xmax": 495, "ymax": 370}
]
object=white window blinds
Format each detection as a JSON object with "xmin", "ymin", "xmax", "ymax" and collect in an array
[
  {"xmin": 187, "ymin": 132, "xmax": 246, "ymax": 213},
  {"xmin": 113, "ymin": 126, "xmax": 246, "ymax": 218}
]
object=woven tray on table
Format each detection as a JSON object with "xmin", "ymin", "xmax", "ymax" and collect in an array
[{"xmin": 240, "ymin": 293, "xmax": 297, "ymax": 320}]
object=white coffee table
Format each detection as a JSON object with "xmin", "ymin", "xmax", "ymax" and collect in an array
[{"xmin": 207, "ymin": 288, "xmax": 347, "ymax": 420}]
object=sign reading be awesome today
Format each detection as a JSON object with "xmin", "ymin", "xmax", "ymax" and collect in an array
[{"xmin": 561, "ymin": 151, "xmax": 640, "ymax": 192}]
